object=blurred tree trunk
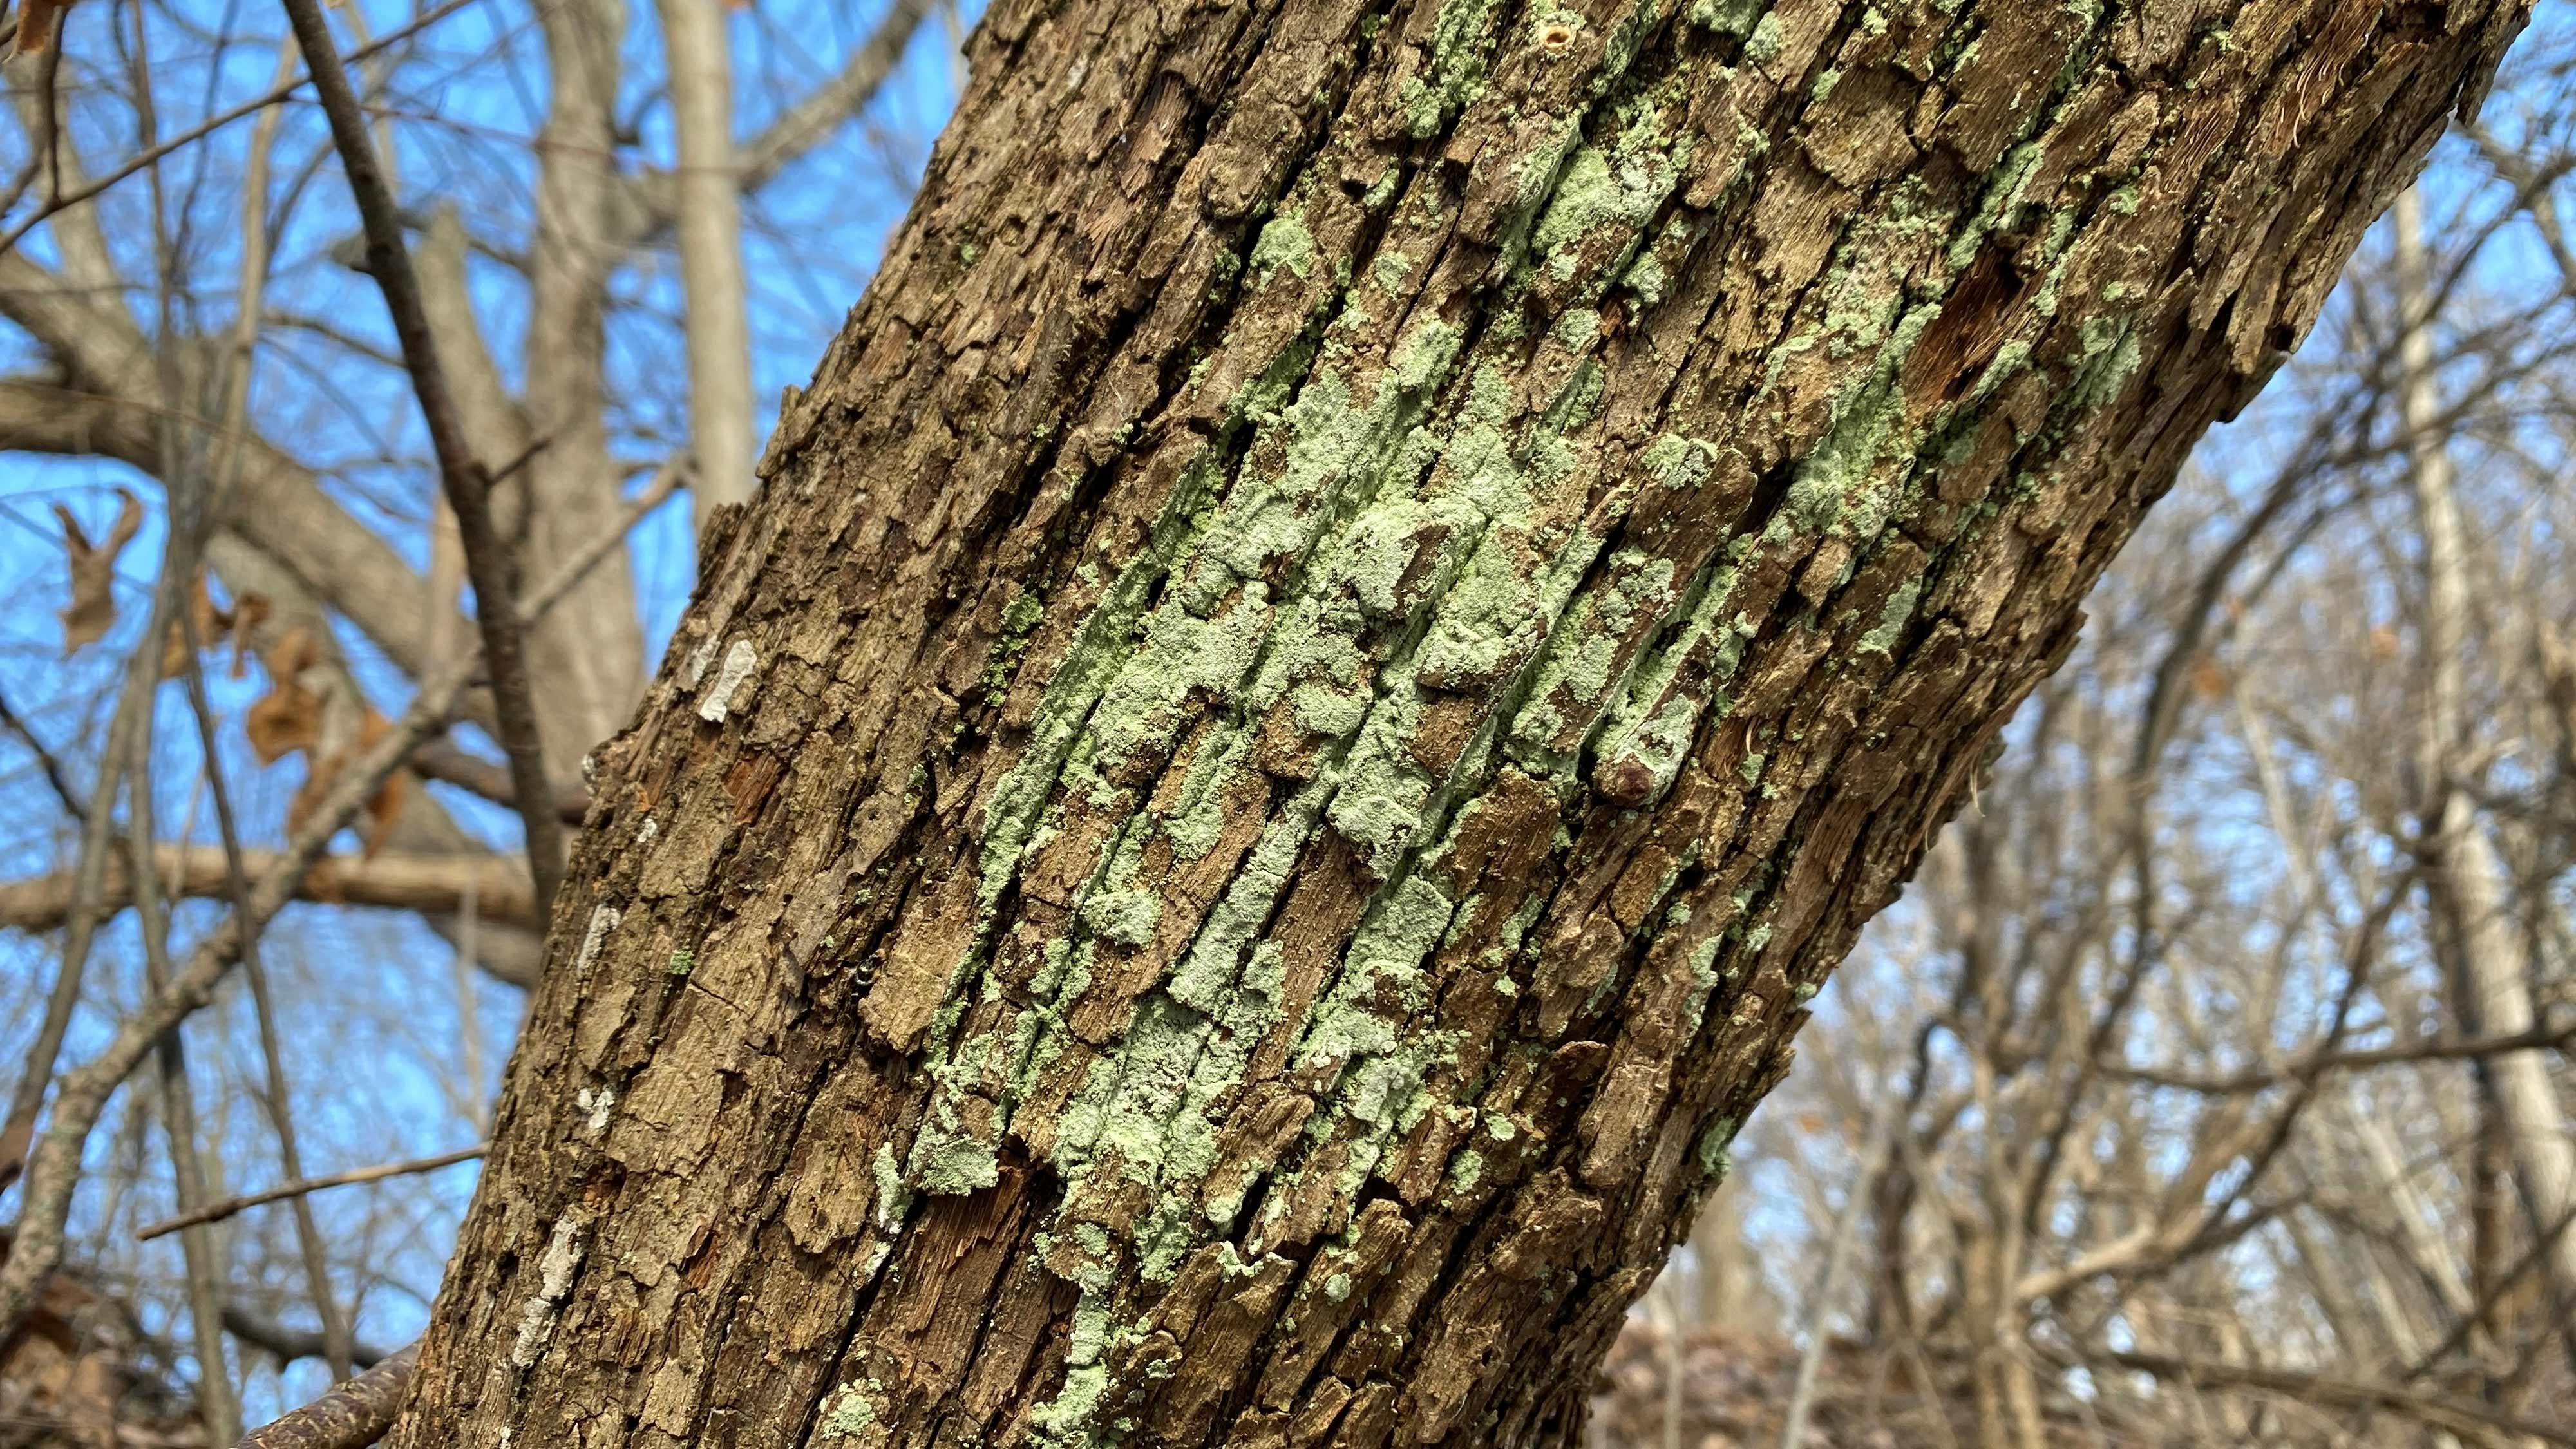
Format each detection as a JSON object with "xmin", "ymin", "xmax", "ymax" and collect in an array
[
  {"xmin": 2394, "ymin": 184, "xmax": 2576, "ymax": 1365},
  {"xmin": 384, "ymin": 1, "xmax": 2526, "ymax": 1445}
]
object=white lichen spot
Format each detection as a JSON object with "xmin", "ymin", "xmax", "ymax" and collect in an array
[
  {"xmin": 573, "ymin": 905, "xmax": 621, "ymax": 974},
  {"xmin": 698, "ymin": 639, "xmax": 759, "ymax": 723},
  {"xmin": 635, "ymin": 816, "xmax": 659, "ymax": 849},
  {"xmin": 575, "ymin": 1085, "xmax": 615, "ymax": 1137},
  {"xmin": 509, "ymin": 1214, "xmax": 587, "ymax": 1367},
  {"xmin": 870, "ymin": 1143, "xmax": 912, "ymax": 1233},
  {"xmin": 682, "ymin": 632, "xmax": 720, "ymax": 688}
]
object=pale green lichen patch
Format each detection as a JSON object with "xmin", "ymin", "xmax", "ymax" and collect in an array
[
  {"xmin": 2066, "ymin": 314, "xmax": 2143, "ymax": 415},
  {"xmin": 1248, "ymin": 215, "xmax": 1318, "ymax": 284},
  {"xmin": 1080, "ymin": 591, "xmax": 1269, "ymax": 780},
  {"xmin": 1081, "ymin": 889, "xmax": 1163, "ymax": 947},
  {"xmin": 976, "ymin": 450, "xmax": 1233, "ymax": 909},
  {"xmin": 983, "ymin": 589, "xmax": 1048, "ymax": 694},
  {"xmin": 870, "ymin": 1144, "xmax": 911, "ymax": 1233},
  {"xmin": 1696, "ymin": 1115, "xmax": 1741, "ymax": 1177},
  {"xmin": 1508, "ymin": 543, "xmax": 1678, "ymax": 764},
  {"xmin": 1296, "ymin": 876, "xmax": 1455, "ymax": 1070},
  {"xmin": 1399, "ymin": 0, "xmax": 1505, "ymax": 138},
  {"xmin": 1595, "ymin": 689, "xmax": 1701, "ymax": 802},
  {"xmin": 1744, "ymin": 10, "xmax": 1783, "ymax": 66},
  {"xmin": 1856, "ymin": 578, "xmax": 1920, "ymax": 656},
  {"xmin": 818, "ymin": 1383, "xmax": 883, "ymax": 1441},
  {"xmin": 1685, "ymin": 0, "xmax": 1759, "ymax": 35},
  {"xmin": 1179, "ymin": 324, "xmax": 1464, "ymax": 615},
  {"xmin": 1529, "ymin": 134, "xmax": 1681, "ymax": 287},
  {"xmin": 1775, "ymin": 299, "xmax": 1942, "ymax": 542},
  {"xmin": 1640, "ymin": 433, "xmax": 1721, "ymax": 490}
]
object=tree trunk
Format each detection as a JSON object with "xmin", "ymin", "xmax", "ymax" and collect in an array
[
  {"xmin": 2394, "ymin": 182, "xmax": 2576, "ymax": 1363},
  {"xmin": 383, "ymin": 1, "xmax": 2526, "ymax": 1444}
]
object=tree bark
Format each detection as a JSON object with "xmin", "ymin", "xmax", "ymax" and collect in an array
[{"xmin": 384, "ymin": 1, "xmax": 2528, "ymax": 1445}]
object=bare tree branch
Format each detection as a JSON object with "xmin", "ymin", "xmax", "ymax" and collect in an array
[
  {"xmin": 0, "ymin": 844, "xmax": 544, "ymax": 933},
  {"xmin": 232, "ymin": 1340, "xmax": 420, "ymax": 1449},
  {"xmin": 140, "ymin": 1145, "xmax": 487, "ymax": 1241},
  {"xmin": 278, "ymin": 0, "xmax": 565, "ymax": 922}
]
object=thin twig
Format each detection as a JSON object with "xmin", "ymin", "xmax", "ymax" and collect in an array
[
  {"xmin": 2106, "ymin": 1018, "xmax": 2576, "ymax": 1094},
  {"xmin": 139, "ymin": 1145, "xmax": 488, "ymax": 1242},
  {"xmin": 0, "ymin": 633, "xmax": 491, "ymax": 1345},
  {"xmin": 2099, "ymin": 1349, "xmax": 2576, "ymax": 1446},
  {"xmin": 279, "ymin": 0, "xmax": 564, "ymax": 921},
  {"xmin": 0, "ymin": 682, "xmax": 86, "ymax": 821},
  {"xmin": 178, "ymin": 587, "xmax": 357, "ymax": 1376},
  {"xmin": 521, "ymin": 453, "xmax": 692, "ymax": 625},
  {"xmin": 406, "ymin": 455, "xmax": 687, "ymax": 822},
  {"xmin": 0, "ymin": 623, "xmax": 157, "ymax": 1193},
  {"xmin": 0, "ymin": 0, "xmax": 478, "ymax": 258}
]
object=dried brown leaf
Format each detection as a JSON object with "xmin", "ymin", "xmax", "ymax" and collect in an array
[{"xmin": 52, "ymin": 488, "xmax": 141, "ymax": 656}]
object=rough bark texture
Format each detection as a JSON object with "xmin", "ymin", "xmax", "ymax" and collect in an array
[{"xmin": 385, "ymin": 1, "xmax": 2526, "ymax": 1445}]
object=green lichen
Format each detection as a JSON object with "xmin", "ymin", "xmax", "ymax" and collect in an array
[
  {"xmin": 1640, "ymin": 433, "xmax": 1720, "ymax": 490},
  {"xmin": 819, "ymin": 1384, "xmax": 880, "ymax": 1440},
  {"xmin": 871, "ymin": 1143, "xmax": 911, "ymax": 1233},
  {"xmin": 1248, "ymin": 216, "xmax": 1317, "ymax": 284},
  {"xmin": 1598, "ymin": 690, "xmax": 1701, "ymax": 800},
  {"xmin": 1696, "ymin": 1115, "xmax": 1740, "ymax": 1177},
  {"xmin": 1448, "ymin": 1148, "xmax": 1485, "ymax": 1193},
  {"xmin": 1400, "ymin": 0, "xmax": 1504, "ymax": 137},
  {"xmin": 1081, "ymin": 889, "xmax": 1163, "ymax": 947},
  {"xmin": 1622, "ymin": 252, "xmax": 1668, "ymax": 307},
  {"xmin": 1686, "ymin": 0, "xmax": 1759, "ymax": 33},
  {"xmin": 983, "ymin": 589, "xmax": 1048, "ymax": 692},
  {"xmin": 2067, "ymin": 314, "xmax": 2142, "ymax": 414},
  {"xmin": 1530, "ymin": 137, "xmax": 1678, "ymax": 285},
  {"xmin": 1298, "ymin": 876, "xmax": 1455, "ymax": 1070},
  {"xmin": 1371, "ymin": 247, "xmax": 1414, "ymax": 293},
  {"xmin": 1680, "ymin": 936, "xmax": 1725, "ymax": 1036},
  {"xmin": 1744, "ymin": 10, "xmax": 1783, "ymax": 66},
  {"xmin": 1857, "ymin": 578, "xmax": 1920, "ymax": 656},
  {"xmin": 976, "ymin": 445, "xmax": 1234, "ymax": 910}
]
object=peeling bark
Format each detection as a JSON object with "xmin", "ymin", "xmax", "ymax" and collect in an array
[{"xmin": 386, "ymin": 1, "xmax": 2528, "ymax": 1445}]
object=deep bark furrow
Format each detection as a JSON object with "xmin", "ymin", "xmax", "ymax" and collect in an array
[{"xmin": 386, "ymin": 1, "xmax": 2528, "ymax": 1446}]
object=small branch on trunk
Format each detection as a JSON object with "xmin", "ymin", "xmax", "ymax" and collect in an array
[
  {"xmin": 408, "ymin": 741, "xmax": 589, "ymax": 823},
  {"xmin": 139, "ymin": 1144, "xmax": 487, "ymax": 1241},
  {"xmin": 224, "ymin": 1305, "xmax": 392, "ymax": 1372},
  {"xmin": 278, "ymin": 0, "xmax": 564, "ymax": 922},
  {"xmin": 232, "ymin": 1341, "xmax": 421, "ymax": 1449}
]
